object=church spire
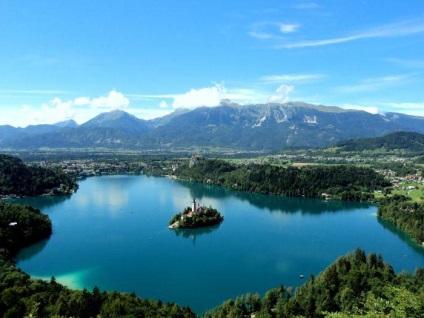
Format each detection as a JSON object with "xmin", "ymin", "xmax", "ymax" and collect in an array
[{"xmin": 192, "ymin": 198, "xmax": 197, "ymax": 213}]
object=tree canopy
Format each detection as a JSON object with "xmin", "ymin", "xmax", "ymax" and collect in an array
[
  {"xmin": 378, "ymin": 195, "xmax": 424, "ymax": 245},
  {"xmin": 204, "ymin": 248, "xmax": 424, "ymax": 318},
  {"xmin": 174, "ymin": 159, "xmax": 389, "ymax": 201},
  {"xmin": 0, "ymin": 154, "xmax": 77, "ymax": 196}
]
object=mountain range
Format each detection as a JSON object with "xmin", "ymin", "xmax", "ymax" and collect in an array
[{"xmin": 2, "ymin": 102, "xmax": 424, "ymax": 151}]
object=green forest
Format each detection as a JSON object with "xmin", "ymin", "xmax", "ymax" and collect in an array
[
  {"xmin": 335, "ymin": 131, "xmax": 424, "ymax": 153},
  {"xmin": 204, "ymin": 249, "xmax": 424, "ymax": 318},
  {"xmin": 377, "ymin": 195, "xmax": 424, "ymax": 245},
  {"xmin": 174, "ymin": 158, "xmax": 389, "ymax": 201},
  {"xmin": 0, "ymin": 154, "xmax": 77, "ymax": 196},
  {"xmin": 0, "ymin": 201, "xmax": 51, "ymax": 255}
]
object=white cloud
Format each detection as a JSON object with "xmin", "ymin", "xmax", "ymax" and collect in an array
[
  {"xmin": 249, "ymin": 22, "xmax": 300, "ymax": 40},
  {"xmin": 249, "ymin": 31, "xmax": 277, "ymax": 40},
  {"xmin": 226, "ymin": 88, "xmax": 262, "ymax": 102},
  {"xmin": 58, "ymin": 90, "xmax": 129, "ymax": 111},
  {"xmin": 166, "ymin": 83, "xmax": 295, "ymax": 107},
  {"xmin": 268, "ymin": 84, "xmax": 294, "ymax": 103},
  {"xmin": 172, "ymin": 84, "xmax": 227, "ymax": 108},
  {"xmin": 74, "ymin": 96, "xmax": 90, "ymax": 106},
  {"xmin": 23, "ymin": 98, "xmax": 77, "ymax": 125},
  {"xmin": 339, "ymin": 104, "xmax": 379, "ymax": 114},
  {"xmin": 281, "ymin": 19, "xmax": 424, "ymax": 49},
  {"xmin": 128, "ymin": 82, "xmax": 297, "ymax": 109},
  {"xmin": 385, "ymin": 58, "xmax": 424, "ymax": 69},
  {"xmin": 283, "ymin": 35, "xmax": 359, "ymax": 49},
  {"xmin": 293, "ymin": 3, "xmax": 320, "ymax": 10},
  {"xmin": 380, "ymin": 102, "xmax": 424, "ymax": 116},
  {"xmin": 127, "ymin": 86, "xmax": 257, "ymax": 107},
  {"xmin": 260, "ymin": 73, "xmax": 324, "ymax": 83},
  {"xmin": 280, "ymin": 24, "xmax": 299, "ymax": 33},
  {"xmin": 2, "ymin": 90, "xmax": 132, "ymax": 127},
  {"xmin": 336, "ymin": 102, "xmax": 424, "ymax": 117},
  {"xmin": 159, "ymin": 100, "xmax": 168, "ymax": 108},
  {"xmin": 336, "ymin": 74, "xmax": 411, "ymax": 93},
  {"xmin": 91, "ymin": 90, "xmax": 129, "ymax": 109}
]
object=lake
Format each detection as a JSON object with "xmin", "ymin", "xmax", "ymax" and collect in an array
[{"xmin": 13, "ymin": 175, "xmax": 424, "ymax": 314}]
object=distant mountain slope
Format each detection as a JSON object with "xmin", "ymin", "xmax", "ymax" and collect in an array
[
  {"xmin": 81, "ymin": 109, "xmax": 150, "ymax": 135},
  {"xmin": 335, "ymin": 131, "xmax": 424, "ymax": 152},
  {"xmin": 0, "ymin": 110, "xmax": 150, "ymax": 149},
  {"xmin": 147, "ymin": 108, "xmax": 191, "ymax": 128},
  {"xmin": 0, "ymin": 124, "xmax": 63, "ymax": 144},
  {"xmin": 0, "ymin": 125, "xmax": 17, "ymax": 143},
  {"xmin": 383, "ymin": 112, "xmax": 424, "ymax": 132},
  {"xmin": 1, "ymin": 103, "xmax": 424, "ymax": 150},
  {"xmin": 2, "ymin": 127, "xmax": 142, "ymax": 149},
  {"xmin": 140, "ymin": 103, "xmax": 424, "ymax": 150},
  {"xmin": 53, "ymin": 119, "xmax": 79, "ymax": 128}
]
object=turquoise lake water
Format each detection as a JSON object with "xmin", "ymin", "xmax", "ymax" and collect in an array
[{"xmin": 13, "ymin": 175, "xmax": 424, "ymax": 314}]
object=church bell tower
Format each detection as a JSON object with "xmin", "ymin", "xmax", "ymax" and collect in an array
[{"xmin": 192, "ymin": 198, "xmax": 197, "ymax": 213}]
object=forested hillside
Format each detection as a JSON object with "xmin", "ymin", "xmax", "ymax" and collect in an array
[
  {"xmin": 204, "ymin": 249, "xmax": 424, "ymax": 318},
  {"xmin": 0, "ymin": 154, "xmax": 77, "ymax": 196},
  {"xmin": 335, "ymin": 131, "xmax": 424, "ymax": 153},
  {"xmin": 174, "ymin": 158, "xmax": 390, "ymax": 201},
  {"xmin": 0, "ymin": 201, "xmax": 51, "ymax": 254},
  {"xmin": 378, "ymin": 195, "xmax": 424, "ymax": 245}
]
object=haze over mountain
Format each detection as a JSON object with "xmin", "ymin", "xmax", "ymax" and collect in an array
[{"xmin": 1, "ymin": 103, "xmax": 424, "ymax": 151}]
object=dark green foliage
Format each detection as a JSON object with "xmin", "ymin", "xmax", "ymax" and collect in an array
[
  {"xmin": 0, "ymin": 154, "xmax": 77, "ymax": 196},
  {"xmin": 336, "ymin": 131, "xmax": 424, "ymax": 153},
  {"xmin": 377, "ymin": 197, "xmax": 424, "ymax": 244},
  {"xmin": 0, "ymin": 201, "xmax": 51, "ymax": 254},
  {"xmin": 175, "ymin": 159, "xmax": 389, "ymax": 202},
  {"xmin": 0, "ymin": 262, "xmax": 196, "ymax": 318},
  {"xmin": 203, "ymin": 249, "xmax": 423, "ymax": 318}
]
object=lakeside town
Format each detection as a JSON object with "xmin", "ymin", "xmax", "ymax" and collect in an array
[{"xmin": 2, "ymin": 154, "xmax": 418, "ymax": 203}]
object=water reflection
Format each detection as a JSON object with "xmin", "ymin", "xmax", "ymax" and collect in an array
[
  {"xmin": 14, "ymin": 239, "xmax": 49, "ymax": 261},
  {"xmin": 172, "ymin": 223, "xmax": 222, "ymax": 244},
  {"xmin": 377, "ymin": 217, "xmax": 424, "ymax": 256},
  {"xmin": 4, "ymin": 195, "xmax": 72, "ymax": 211},
  {"xmin": 177, "ymin": 180, "xmax": 370, "ymax": 215}
]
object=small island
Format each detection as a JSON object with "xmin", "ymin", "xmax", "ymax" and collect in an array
[{"xmin": 168, "ymin": 199, "xmax": 224, "ymax": 229}]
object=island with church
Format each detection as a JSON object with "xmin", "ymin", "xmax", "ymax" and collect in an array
[{"xmin": 168, "ymin": 198, "xmax": 224, "ymax": 229}]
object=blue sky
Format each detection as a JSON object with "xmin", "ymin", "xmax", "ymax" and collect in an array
[{"xmin": 1, "ymin": 0, "xmax": 423, "ymax": 127}]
